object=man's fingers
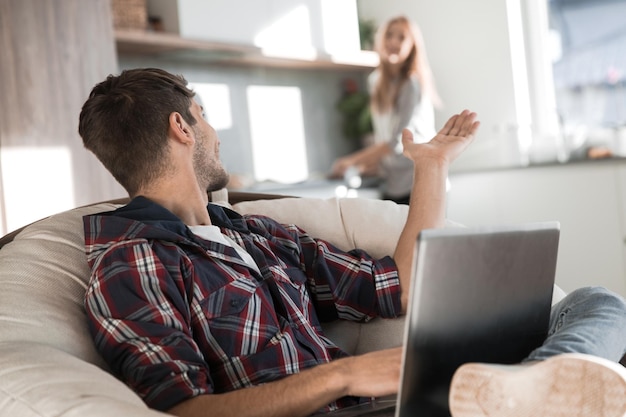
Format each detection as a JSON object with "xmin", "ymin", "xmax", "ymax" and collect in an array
[
  {"xmin": 440, "ymin": 110, "xmax": 474, "ymax": 137},
  {"xmin": 448, "ymin": 111, "xmax": 464, "ymax": 136},
  {"xmin": 438, "ymin": 114, "xmax": 458, "ymax": 136},
  {"xmin": 447, "ymin": 110, "xmax": 479, "ymax": 137},
  {"xmin": 467, "ymin": 120, "xmax": 481, "ymax": 138},
  {"xmin": 448, "ymin": 109, "xmax": 472, "ymax": 136},
  {"xmin": 458, "ymin": 111, "xmax": 478, "ymax": 136},
  {"xmin": 433, "ymin": 110, "xmax": 480, "ymax": 145}
]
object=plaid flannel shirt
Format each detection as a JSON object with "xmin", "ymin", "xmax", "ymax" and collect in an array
[{"xmin": 83, "ymin": 196, "xmax": 401, "ymax": 412}]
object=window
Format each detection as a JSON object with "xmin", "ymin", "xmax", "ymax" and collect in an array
[{"xmin": 547, "ymin": 0, "xmax": 626, "ymax": 154}]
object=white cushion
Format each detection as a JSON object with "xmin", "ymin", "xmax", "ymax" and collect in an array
[
  {"xmin": 0, "ymin": 343, "xmax": 165, "ymax": 417},
  {"xmin": 233, "ymin": 197, "xmax": 460, "ymax": 259},
  {"xmin": 233, "ymin": 197, "xmax": 398, "ymax": 258},
  {"xmin": 0, "ymin": 203, "xmax": 118, "ymax": 364}
]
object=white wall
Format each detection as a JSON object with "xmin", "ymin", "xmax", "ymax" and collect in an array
[{"xmin": 357, "ymin": 0, "xmax": 529, "ymax": 171}]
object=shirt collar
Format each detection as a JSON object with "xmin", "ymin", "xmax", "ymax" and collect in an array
[{"xmin": 109, "ymin": 196, "xmax": 250, "ymax": 235}]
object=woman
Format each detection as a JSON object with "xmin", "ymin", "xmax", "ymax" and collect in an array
[{"xmin": 331, "ymin": 15, "xmax": 441, "ymax": 204}]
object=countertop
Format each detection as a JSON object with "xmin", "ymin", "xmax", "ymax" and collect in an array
[
  {"xmin": 451, "ymin": 154, "xmax": 626, "ymax": 176},
  {"xmin": 239, "ymin": 177, "xmax": 383, "ymax": 200}
]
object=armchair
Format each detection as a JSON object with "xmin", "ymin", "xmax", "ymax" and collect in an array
[{"xmin": 0, "ymin": 191, "xmax": 566, "ymax": 416}]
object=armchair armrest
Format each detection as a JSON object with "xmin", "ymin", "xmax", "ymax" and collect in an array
[{"xmin": 0, "ymin": 343, "xmax": 166, "ymax": 417}]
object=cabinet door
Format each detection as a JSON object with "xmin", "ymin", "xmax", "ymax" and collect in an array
[
  {"xmin": 177, "ymin": 0, "xmax": 271, "ymax": 44},
  {"xmin": 166, "ymin": 0, "xmax": 360, "ymax": 54},
  {"xmin": 448, "ymin": 164, "xmax": 626, "ymax": 298}
]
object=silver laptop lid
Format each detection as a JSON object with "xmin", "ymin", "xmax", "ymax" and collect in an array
[{"xmin": 397, "ymin": 221, "xmax": 560, "ymax": 417}]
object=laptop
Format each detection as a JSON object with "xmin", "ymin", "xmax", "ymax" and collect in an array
[{"xmin": 322, "ymin": 221, "xmax": 560, "ymax": 417}]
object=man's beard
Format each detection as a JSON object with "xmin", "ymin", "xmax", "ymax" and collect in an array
[
  {"xmin": 203, "ymin": 166, "xmax": 230, "ymax": 193},
  {"xmin": 192, "ymin": 131, "xmax": 230, "ymax": 193}
]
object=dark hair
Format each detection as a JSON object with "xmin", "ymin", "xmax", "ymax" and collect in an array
[{"xmin": 78, "ymin": 68, "xmax": 197, "ymax": 195}]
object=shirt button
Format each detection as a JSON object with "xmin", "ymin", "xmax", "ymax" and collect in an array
[{"xmin": 230, "ymin": 299, "xmax": 239, "ymax": 307}]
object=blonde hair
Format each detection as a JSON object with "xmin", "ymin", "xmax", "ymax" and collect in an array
[{"xmin": 371, "ymin": 16, "xmax": 442, "ymax": 113}]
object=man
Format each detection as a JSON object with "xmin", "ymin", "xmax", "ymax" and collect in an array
[{"xmin": 79, "ymin": 68, "xmax": 626, "ymax": 417}]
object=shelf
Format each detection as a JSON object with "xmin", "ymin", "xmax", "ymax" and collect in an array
[{"xmin": 115, "ymin": 29, "xmax": 379, "ymax": 71}]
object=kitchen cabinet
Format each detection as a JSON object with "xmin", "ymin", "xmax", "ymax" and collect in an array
[
  {"xmin": 115, "ymin": 29, "xmax": 378, "ymax": 70},
  {"xmin": 123, "ymin": 0, "xmax": 377, "ymax": 70},
  {"xmin": 447, "ymin": 160, "xmax": 626, "ymax": 298}
]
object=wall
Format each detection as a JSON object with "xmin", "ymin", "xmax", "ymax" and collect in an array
[{"xmin": 0, "ymin": 0, "xmax": 125, "ymax": 235}]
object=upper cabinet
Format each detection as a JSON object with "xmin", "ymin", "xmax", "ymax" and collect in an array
[{"xmin": 115, "ymin": 0, "xmax": 378, "ymax": 70}]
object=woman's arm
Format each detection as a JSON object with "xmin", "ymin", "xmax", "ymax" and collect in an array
[{"xmin": 330, "ymin": 141, "xmax": 391, "ymax": 178}]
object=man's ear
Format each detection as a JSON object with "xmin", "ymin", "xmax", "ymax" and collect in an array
[{"xmin": 169, "ymin": 112, "xmax": 193, "ymax": 145}]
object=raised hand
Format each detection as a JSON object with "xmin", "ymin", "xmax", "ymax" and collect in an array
[{"xmin": 401, "ymin": 109, "xmax": 480, "ymax": 167}]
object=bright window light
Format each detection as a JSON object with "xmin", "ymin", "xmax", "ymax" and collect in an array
[
  {"xmin": 189, "ymin": 83, "xmax": 233, "ymax": 131},
  {"xmin": 247, "ymin": 86, "xmax": 308, "ymax": 184},
  {"xmin": 254, "ymin": 4, "xmax": 317, "ymax": 60},
  {"xmin": 548, "ymin": 29, "xmax": 562, "ymax": 63},
  {"xmin": 506, "ymin": 0, "xmax": 532, "ymax": 131},
  {"xmin": 320, "ymin": 0, "xmax": 361, "ymax": 54},
  {"xmin": 1, "ymin": 147, "xmax": 74, "ymax": 233}
]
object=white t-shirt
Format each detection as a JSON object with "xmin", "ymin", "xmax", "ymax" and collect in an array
[{"xmin": 189, "ymin": 224, "xmax": 260, "ymax": 274}]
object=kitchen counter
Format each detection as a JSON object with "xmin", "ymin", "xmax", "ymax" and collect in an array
[
  {"xmin": 451, "ymin": 154, "xmax": 626, "ymax": 176},
  {"xmin": 447, "ymin": 158, "xmax": 626, "ymax": 298},
  {"xmin": 239, "ymin": 177, "xmax": 382, "ymax": 200}
]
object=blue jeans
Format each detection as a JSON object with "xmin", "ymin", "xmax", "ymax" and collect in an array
[{"xmin": 525, "ymin": 286, "xmax": 626, "ymax": 362}]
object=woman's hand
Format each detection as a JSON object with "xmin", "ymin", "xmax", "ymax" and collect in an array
[{"xmin": 330, "ymin": 156, "xmax": 354, "ymax": 178}]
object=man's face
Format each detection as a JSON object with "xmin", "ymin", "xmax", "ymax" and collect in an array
[{"xmin": 189, "ymin": 100, "xmax": 230, "ymax": 193}]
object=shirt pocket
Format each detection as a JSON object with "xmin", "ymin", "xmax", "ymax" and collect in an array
[
  {"xmin": 201, "ymin": 279, "xmax": 257, "ymax": 319},
  {"xmin": 198, "ymin": 279, "xmax": 274, "ymax": 358}
]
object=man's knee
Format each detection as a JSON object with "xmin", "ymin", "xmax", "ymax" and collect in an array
[
  {"xmin": 573, "ymin": 286, "xmax": 625, "ymax": 304},
  {"xmin": 564, "ymin": 286, "xmax": 626, "ymax": 320}
]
